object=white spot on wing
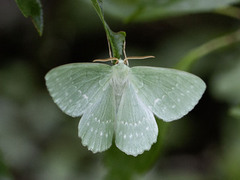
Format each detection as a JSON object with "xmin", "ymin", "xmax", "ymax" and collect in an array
[
  {"xmin": 162, "ymin": 107, "xmax": 166, "ymax": 112},
  {"xmin": 148, "ymin": 105, "xmax": 153, "ymax": 110},
  {"xmin": 154, "ymin": 98, "xmax": 161, "ymax": 106},
  {"xmin": 83, "ymin": 94, "xmax": 88, "ymax": 99}
]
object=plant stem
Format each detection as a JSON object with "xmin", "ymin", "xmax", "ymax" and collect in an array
[
  {"xmin": 175, "ymin": 29, "xmax": 240, "ymax": 71},
  {"xmin": 214, "ymin": 6, "xmax": 240, "ymax": 20}
]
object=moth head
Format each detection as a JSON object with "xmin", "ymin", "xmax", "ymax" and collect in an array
[
  {"xmin": 115, "ymin": 56, "xmax": 156, "ymax": 66},
  {"xmin": 93, "ymin": 56, "xmax": 155, "ymax": 66},
  {"xmin": 116, "ymin": 59, "xmax": 129, "ymax": 66}
]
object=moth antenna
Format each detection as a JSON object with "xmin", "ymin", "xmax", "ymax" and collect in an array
[
  {"xmin": 123, "ymin": 41, "xmax": 129, "ymax": 65},
  {"xmin": 107, "ymin": 39, "xmax": 113, "ymax": 58},
  {"xmin": 123, "ymin": 58, "xmax": 129, "ymax": 66},
  {"xmin": 125, "ymin": 56, "xmax": 155, "ymax": 60},
  {"xmin": 123, "ymin": 41, "xmax": 127, "ymax": 59},
  {"xmin": 93, "ymin": 57, "xmax": 118, "ymax": 62}
]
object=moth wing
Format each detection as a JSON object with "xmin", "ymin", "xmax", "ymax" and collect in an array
[
  {"xmin": 78, "ymin": 83, "xmax": 115, "ymax": 153},
  {"xmin": 45, "ymin": 63, "xmax": 112, "ymax": 117},
  {"xmin": 130, "ymin": 66, "xmax": 206, "ymax": 122},
  {"xmin": 115, "ymin": 82, "xmax": 158, "ymax": 156}
]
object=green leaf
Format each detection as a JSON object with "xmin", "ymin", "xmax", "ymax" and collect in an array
[
  {"xmin": 229, "ymin": 105, "xmax": 240, "ymax": 119},
  {"xmin": 175, "ymin": 30, "xmax": 240, "ymax": 71},
  {"xmin": 211, "ymin": 58, "xmax": 240, "ymax": 104},
  {"xmin": 15, "ymin": 0, "xmax": 43, "ymax": 36},
  {"xmin": 0, "ymin": 153, "xmax": 13, "ymax": 180},
  {"xmin": 104, "ymin": 120, "xmax": 168, "ymax": 180},
  {"xmin": 103, "ymin": 0, "xmax": 240, "ymax": 22},
  {"xmin": 91, "ymin": 0, "xmax": 126, "ymax": 59}
]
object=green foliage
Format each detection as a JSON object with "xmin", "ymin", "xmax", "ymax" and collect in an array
[
  {"xmin": 211, "ymin": 56, "xmax": 240, "ymax": 104},
  {"xmin": 91, "ymin": 0, "xmax": 126, "ymax": 59},
  {"xmin": 104, "ymin": 120, "xmax": 168, "ymax": 180},
  {"xmin": 229, "ymin": 105, "xmax": 240, "ymax": 119},
  {"xmin": 0, "ymin": 153, "xmax": 13, "ymax": 180},
  {"xmin": 176, "ymin": 30, "xmax": 240, "ymax": 71},
  {"xmin": 2, "ymin": 0, "xmax": 240, "ymax": 179},
  {"xmin": 103, "ymin": 0, "xmax": 240, "ymax": 22},
  {"xmin": 15, "ymin": 0, "xmax": 43, "ymax": 35}
]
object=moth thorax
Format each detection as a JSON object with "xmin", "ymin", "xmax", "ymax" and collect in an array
[
  {"xmin": 112, "ymin": 63, "xmax": 129, "ymax": 93},
  {"xmin": 111, "ymin": 63, "xmax": 129, "ymax": 111},
  {"xmin": 113, "ymin": 81, "xmax": 128, "ymax": 114}
]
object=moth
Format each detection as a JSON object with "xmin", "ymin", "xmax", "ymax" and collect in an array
[{"xmin": 45, "ymin": 56, "xmax": 206, "ymax": 156}]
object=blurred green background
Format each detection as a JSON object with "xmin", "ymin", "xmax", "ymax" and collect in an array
[{"xmin": 1, "ymin": 0, "xmax": 240, "ymax": 180}]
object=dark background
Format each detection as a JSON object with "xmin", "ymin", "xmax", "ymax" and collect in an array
[{"xmin": 1, "ymin": 0, "xmax": 240, "ymax": 179}]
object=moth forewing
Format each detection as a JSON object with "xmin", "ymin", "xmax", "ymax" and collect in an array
[{"xmin": 129, "ymin": 66, "xmax": 206, "ymax": 122}]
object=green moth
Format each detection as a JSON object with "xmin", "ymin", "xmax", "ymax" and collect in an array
[{"xmin": 45, "ymin": 57, "xmax": 206, "ymax": 156}]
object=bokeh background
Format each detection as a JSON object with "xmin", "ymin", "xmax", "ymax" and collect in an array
[{"xmin": 1, "ymin": 0, "xmax": 240, "ymax": 180}]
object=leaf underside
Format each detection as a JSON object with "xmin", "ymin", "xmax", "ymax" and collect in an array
[{"xmin": 15, "ymin": 0, "xmax": 43, "ymax": 36}]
